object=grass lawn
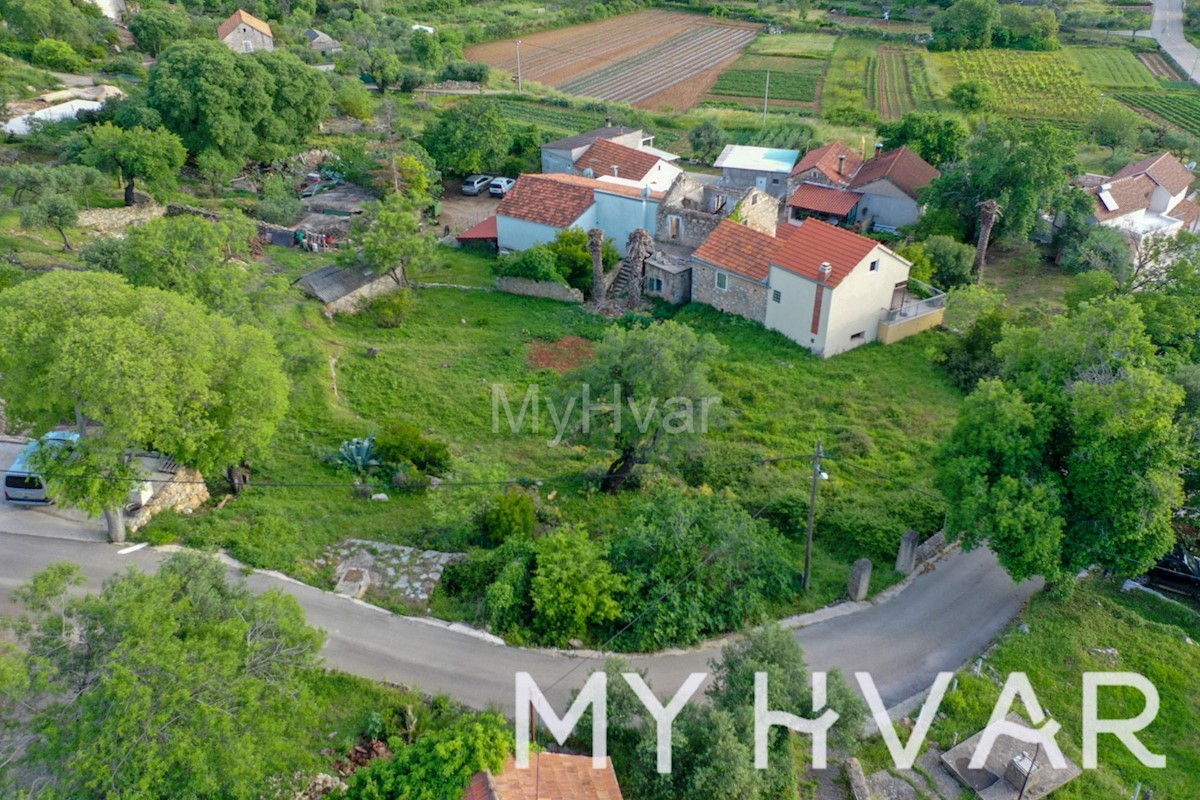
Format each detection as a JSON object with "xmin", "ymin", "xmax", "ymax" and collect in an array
[
  {"xmin": 855, "ymin": 579, "xmax": 1200, "ymax": 798},
  {"xmin": 1067, "ymin": 46, "xmax": 1160, "ymax": 89},
  {"xmin": 747, "ymin": 32, "xmax": 837, "ymax": 58},
  {"xmin": 821, "ymin": 38, "xmax": 880, "ymax": 113},
  {"xmin": 981, "ymin": 244, "xmax": 1074, "ymax": 311},
  {"xmin": 140, "ymin": 268, "xmax": 963, "ymax": 625}
]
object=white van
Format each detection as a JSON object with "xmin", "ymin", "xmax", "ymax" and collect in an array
[{"xmin": 3, "ymin": 431, "xmax": 79, "ymax": 504}]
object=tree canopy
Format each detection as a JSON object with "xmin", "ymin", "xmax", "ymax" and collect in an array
[
  {"xmin": 937, "ymin": 296, "xmax": 1186, "ymax": 582},
  {"xmin": 422, "ymin": 99, "xmax": 512, "ymax": 176},
  {"xmin": 0, "ymin": 271, "xmax": 289, "ymax": 540},
  {"xmin": 80, "ymin": 122, "xmax": 186, "ymax": 206},
  {"xmin": 0, "ymin": 553, "xmax": 324, "ymax": 799},
  {"xmin": 877, "ymin": 112, "xmax": 969, "ymax": 167}
]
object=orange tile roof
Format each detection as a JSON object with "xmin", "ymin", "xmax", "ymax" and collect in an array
[
  {"xmin": 463, "ymin": 754, "xmax": 625, "ymax": 800},
  {"xmin": 1172, "ymin": 197, "xmax": 1200, "ymax": 230},
  {"xmin": 774, "ymin": 218, "xmax": 881, "ymax": 287},
  {"xmin": 848, "ymin": 146, "xmax": 939, "ymax": 200},
  {"xmin": 692, "ymin": 218, "xmax": 777, "ymax": 282},
  {"xmin": 787, "ymin": 182, "xmax": 862, "ymax": 217},
  {"xmin": 496, "ymin": 175, "xmax": 596, "ymax": 228},
  {"xmin": 574, "ymin": 139, "xmax": 662, "ymax": 182},
  {"xmin": 791, "ymin": 141, "xmax": 863, "ymax": 185},
  {"xmin": 457, "ymin": 215, "xmax": 497, "ymax": 240},
  {"xmin": 218, "ymin": 9, "xmax": 273, "ymax": 40},
  {"xmin": 1090, "ymin": 173, "xmax": 1157, "ymax": 222},
  {"xmin": 1112, "ymin": 152, "xmax": 1194, "ymax": 196}
]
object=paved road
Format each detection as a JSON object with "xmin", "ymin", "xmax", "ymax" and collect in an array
[
  {"xmin": 0, "ymin": 528, "xmax": 1041, "ymax": 715},
  {"xmin": 1152, "ymin": 0, "xmax": 1200, "ymax": 83}
]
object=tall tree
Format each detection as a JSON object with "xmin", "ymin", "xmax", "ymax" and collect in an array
[
  {"xmin": 128, "ymin": 5, "xmax": 192, "ymax": 57},
  {"xmin": 19, "ymin": 194, "xmax": 77, "ymax": 250},
  {"xmin": 931, "ymin": 0, "xmax": 1000, "ymax": 50},
  {"xmin": 80, "ymin": 122, "xmax": 186, "ymax": 206},
  {"xmin": 0, "ymin": 553, "xmax": 323, "ymax": 799},
  {"xmin": 422, "ymin": 99, "xmax": 512, "ymax": 176},
  {"xmin": 877, "ymin": 111, "xmax": 969, "ymax": 166},
  {"xmin": 0, "ymin": 272, "xmax": 289, "ymax": 541},
  {"xmin": 564, "ymin": 320, "xmax": 724, "ymax": 492},
  {"xmin": 351, "ymin": 191, "xmax": 435, "ymax": 285},
  {"xmin": 938, "ymin": 297, "xmax": 1186, "ymax": 582}
]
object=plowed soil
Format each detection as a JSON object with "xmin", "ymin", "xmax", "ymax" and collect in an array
[{"xmin": 527, "ymin": 336, "xmax": 595, "ymax": 373}]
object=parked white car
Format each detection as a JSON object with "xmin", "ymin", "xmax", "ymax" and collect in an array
[{"xmin": 489, "ymin": 177, "xmax": 516, "ymax": 197}]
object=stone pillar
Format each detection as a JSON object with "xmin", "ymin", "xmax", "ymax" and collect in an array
[
  {"xmin": 895, "ymin": 529, "xmax": 920, "ymax": 575},
  {"xmin": 848, "ymin": 558, "xmax": 872, "ymax": 602}
]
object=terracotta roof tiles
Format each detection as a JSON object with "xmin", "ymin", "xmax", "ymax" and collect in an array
[
  {"xmin": 1112, "ymin": 152, "xmax": 1194, "ymax": 196},
  {"xmin": 848, "ymin": 146, "xmax": 939, "ymax": 200},
  {"xmin": 464, "ymin": 754, "xmax": 625, "ymax": 800},
  {"xmin": 1090, "ymin": 173, "xmax": 1157, "ymax": 222},
  {"xmin": 574, "ymin": 139, "xmax": 662, "ymax": 182},
  {"xmin": 218, "ymin": 9, "xmax": 273, "ymax": 40},
  {"xmin": 774, "ymin": 218, "xmax": 881, "ymax": 287},
  {"xmin": 791, "ymin": 141, "xmax": 863, "ymax": 185},
  {"xmin": 692, "ymin": 219, "xmax": 777, "ymax": 282},
  {"xmin": 786, "ymin": 182, "xmax": 863, "ymax": 217},
  {"xmin": 496, "ymin": 175, "xmax": 597, "ymax": 228}
]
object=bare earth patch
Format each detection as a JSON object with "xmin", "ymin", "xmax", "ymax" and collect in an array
[{"xmin": 528, "ymin": 335, "xmax": 595, "ymax": 373}]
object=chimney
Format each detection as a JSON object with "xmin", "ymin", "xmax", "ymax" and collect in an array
[
  {"xmin": 875, "ymin": 143, "xmax": 883, "ymax": 159},
  {"xmin": 837, "ymin": 154, "xmax": 846, "ymax": 175},
  {"xmin": 819, "ymin": 262, "xmax": 832, "ymax": 281},
  {"xmin": 611, "ymin": 165, "xmax": 619, "ymax": 177}
]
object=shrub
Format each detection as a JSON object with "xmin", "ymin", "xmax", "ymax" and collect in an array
[
  {"xmin": 481, "ymin": 491, "xmax": 537, "ymax": 546},
  {"xmin": 547, "ymin": 227, "xmax": 620, "ymax": 294},
  {"xmin": 823, "ymin": 104, "xmax": 879, "ymax": 127},
  {"xmin": 336, "ymin": 436, "xmax": 380, "ymax": 474},
  {"xmin": 31, "ymin": 39, "xmax": 85, "ymax": 72},
  {"xmin": 530, "ymin": 526, "xmax": 624, "ymax": 644},
  {"xmin": 376, "ymin": 420, "xmax": 451, "ymax": 476},
  {"xmin": 369, "ymin": 289, "xmax": 417, "ymax": 328},
  {"xmin": 496, "ymin": 246, "xmax": 564, "ymax": 284},
  {"xmin": 440, "ymin": 60, "xmax": 490, "ymax": 83},
  {"xmin": 333, "ymin": 76, "xmax": 374, "ymax": 121},
  {"xmin": 923, "ymin": 234, "xmax": 976, "ymax": 288},
  {"xmin": 256, "ymin": 175, "xmax": 301, "ymax": 225},
  {"xmin": 80, "ymin": 236, "xmax": 126, "ymax": 272}
]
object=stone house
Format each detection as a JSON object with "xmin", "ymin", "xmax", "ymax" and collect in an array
[
  {"xmin": 1081, "ymin": 151, "xmax": 1200, "ymax": 246},
  {"xmin": 305, "ymin": 28, "xmax": 343, "ymax": 57},
  {"xmin": 294, "ymin": 264, "xmax": 401, "ymax": 314},
  {"xmin": 690, "ymin": 218, "xmax": 945, "ymax": 357},
  {"xmin": 713, "ymin": 144, "xmax": 800, "ymax": 200},
  {"xmin": 494, "ymin": 173, "xmax": 662, "ymax": 253},
  {"xmin": 653, "ymin": 173, "xmax": 778, "ymax": 249},
  {"xmin": 218, "ymin": 9, "xmax": 274, "ymax": 53},
  {"xmin": 462, "ymin": 753, "xmax": 624, "ymax": 800},
  {"xmin": 790, "ymin": 140, "xmax": 863, "ymax": 188}
]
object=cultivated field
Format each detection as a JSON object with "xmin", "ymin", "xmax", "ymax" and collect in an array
[
  {"xmin": 872, "ymin": 48, "xmax": 934, "ymax": 119},
  {"xmin": 1138, "ymin": 52, "xmax": 1183, "ymax": 81},
  {"xmin": 709, "ymin": 54, "xmax": 825, "ymax": 104},
  {"xmin": 465, "ymin": 10, "xmax": 759, "ymax": 109},
  {"xmin": 1067, "ymin": 47, "xmax": 1159, "ymax": 89},
  {"xmin": 746, "ymin": 32, "xmax": 835, "ymax": 58},
  {"xmin": 1117, "ymin": 91, "xmax": 1200, "ymax": 135},
  {"xmin": 934, "ymin": 49, "xmax": 1101, "ymax": 121}
]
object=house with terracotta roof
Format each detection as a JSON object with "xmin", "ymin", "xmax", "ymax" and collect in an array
[
  {"xmin": 540, "ymin": 123, "xmax": 666, "ymax": 174},
  {"xmin": 494, "ymin": 173, "xmax": 662, "ymax": 253},
  {"xmin": 218, "ymin": 9, "xmax": 274, "ymax": 53},
  {"xmin": 462, "ymin": 753, "xmax": 624, "ymax": 800},
  {"xmin": 786, "ymin": 143, "xmax": 939, "ymax": 230},
  {"xmin": 571, "ymin": 139, "xmax": 682, "ymax": 192},
  {"xmin": 1083, "ymin": 152, "xmax": 1200, "ymax": 243},
  {"xmin": 690, "ymin": 218, "xmax": 945, "ymax": 357}
]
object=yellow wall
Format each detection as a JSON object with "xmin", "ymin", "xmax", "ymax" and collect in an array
[{"xmin": 877, "ymin": 307, "xmax": 945, "ymax": 344}]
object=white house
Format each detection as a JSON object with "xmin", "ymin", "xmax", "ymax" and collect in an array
[
  {"xmin": 571, "ymin": 138, "xmax": 682, "ymax": 192},
  {"xmin": 540, "ymin": 125, "xmax": 646, "ymax": 174},
  {"xmin": 714, "ymin": 145, "xmax": 799, "ymax": 200},
  {"xmin": 495, "ymin": 173, "xmax": 662, "ymax": 253},
  {"xmin": 689, "ymin": 218, "xmax": 945, "ymax": 357},
  {"xmin": 1085, "ymin": 152, "xmax": 1200, "ymax": 244}
]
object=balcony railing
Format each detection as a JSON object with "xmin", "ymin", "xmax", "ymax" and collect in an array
[{"xmin": 882, "ymin": 280, "xmax": 947, "ymax": 323}]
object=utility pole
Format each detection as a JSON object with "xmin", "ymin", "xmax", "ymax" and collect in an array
[
  {"xmin": 803, "ymin": 441, "xmax": 824, "ymax": 593},
  {"xmin": 516, "ymin": 40, "xmax": 523, "ymax": 94},
  {"xmin": 762, "ymin": 70, "xmax": 770, "ymax": 125}
]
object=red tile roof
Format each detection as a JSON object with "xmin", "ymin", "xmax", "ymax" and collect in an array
[
  {"xmin": 463, "ymin": 754, "xmax": 625, "ymax": 800},
  {"xmin": 496, "ymin": 175, "xmax": 596, "ymax": 228},
  {"xmin": 1112, "ymin": 151, "xmax": 1194, "ymax": 196},
  {"xmin": 848, "ymin": 146, "xmax": 939, "ymax": 200},
  {"xmin": 1090, "ymin": 174, "xmax": 1157, "ymax": 222},
  {"xmin": 774, "ymin": 218, "xmax": 881, "ymax": 287},
  {"xmin": 692, "ymin": 219, "xmax": 777, "ymax": 282},
  {"xmin": 574, "ymin": 139, "xmax": 662, "ymax": 182},
  {"xmin": 787, "ymin": 182, "xmax": 862, "ymax": 217},
  {"xmin": 1172, "ymin": 197, "xmax": 1200, "ymax": 230},
  {"xmin": 792, "ymin": 141, "xmax": 863, "ymax": 185},
  {"xmin": 218, "ymin": 9, "xmax": 272, "ymax": 40},
  {"xmin": 457, "ymin": 215, "xmax": 498, "ymax": 240}
]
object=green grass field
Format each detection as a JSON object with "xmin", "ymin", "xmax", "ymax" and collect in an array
[
  {"xmin": 711, "ymin": 57, "xmax": 825, "ymax": 103},
  {"xmin": 821, "ymin": 37, "xmax": 880, "ymax": 114},
  {"xmin": 747, "ymin": 32, "xmax": 837, "ymax": 58},
  {"xmin": 935, "ymin": 49, "xmax": 1102, "ymax": 120},
  {"xmin": 1067, "ymin": 46, "xmax": 1160, "ymax": 89}
]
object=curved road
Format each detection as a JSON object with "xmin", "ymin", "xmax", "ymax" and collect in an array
[
  {"xmin": 0, "ymin": 528, "xmax": 1040, "ymax": 714},
  {"xmin": 1152, "ymin": 0, "xmax": 1200, "ymax": 82}
]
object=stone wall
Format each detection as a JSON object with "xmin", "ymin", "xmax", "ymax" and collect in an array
[
  {"xmin": 914, "ymin": 530, "xmax": 948, "ymax": 564},
  {"xmin": 645, "ymin": 262, "xmax": 691, "ymax": 305},
  {"xmin": 691, "ymin": 259, "xmax": 767, "ymax": 322},
  {"xmin": 126, "ymin": 467, "xmax": 209, "ymax": 533},
  {"xmin": 845, "ymin": 759, "xmax": 873, "ymax": 800},
  {"xmin": 497, "ymin": 276, "xmax": 584, "ymax": 304},
  {"xmin": 736, "ymin": 188, "xmax": 780, "ymax": 236}
]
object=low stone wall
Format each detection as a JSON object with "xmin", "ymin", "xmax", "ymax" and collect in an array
[
  {"xmin": 497, "ymin": 276, "xmax": 584, "ymax": 304},
  {"xmin": 915, "ymin": 530, "xmax": 948, "ymax": 565},
  {"xmin": 126, "ymin": 467, "xmax": 210, "ymax": 533},
  {"xmin": 844, "ymin": 758, "xmax": 873, "ymax": 800}
]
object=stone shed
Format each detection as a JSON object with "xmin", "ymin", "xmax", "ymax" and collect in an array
[{"xmin": 294, "ymin": 264, "xmax": 402, "ymax": 315}]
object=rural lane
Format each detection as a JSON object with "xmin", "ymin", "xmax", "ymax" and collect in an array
[
  {"xmin": 0, "ymin": 527, "xmax": 1041, "ymax": 715},
  {"xmin": 1153, "ymin": 0, "xmax": 1200, "ymax": 82}
]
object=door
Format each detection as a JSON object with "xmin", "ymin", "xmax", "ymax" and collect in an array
[{"xmin": 755, "ymin": 176, "xmax": 768, "ymax": 190}]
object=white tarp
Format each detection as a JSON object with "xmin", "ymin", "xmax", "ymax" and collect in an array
[{"xmin": 3, "ymin": 100, "xmax": 102, "ymax": 135}]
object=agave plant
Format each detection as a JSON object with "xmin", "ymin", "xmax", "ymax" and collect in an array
[{"xmin": 337, "ymin": 436, "xmax": 380, "ymax": 474}]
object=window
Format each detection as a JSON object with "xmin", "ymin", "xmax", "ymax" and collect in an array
[
  {"xmin": 869, "ymin": 259, "xmax": 880, "ymax": 272},
  {"xmin": 771, "ymin": 177, "xmax": 780, "ymax": 185},
  {"xmin": 646, "ymin": 276, "xmax": 663, "ymax": 293},
  {"xmin": 668, "ymin": 215, "xmax": 681, "ymax": 240},
  {"xmin": 851, "ymin": 331, "xmax": 866, "ymax": 341},
  {"xmin": 715, "ymin": 271, "xmax": 728, "ymax": 291},
  {"xmin": 772, "ymin": 289, "xmax": 782, "ymax": 303}
]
